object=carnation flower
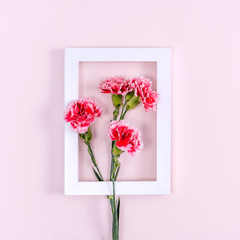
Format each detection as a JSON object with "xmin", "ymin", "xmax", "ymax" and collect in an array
[
  {"xmin": 108, "ymin": 121, "xmax": 143, "ymax": 156},
  {"xmin": 129, "ymin": 76, "xmax": 159, "ymax": 111},
  {"xmin": 143, "ymin": 90, "xmax": 159, "ymax": 111},
  {"xmin": 64, "ymin": 98, "xmax": 102, "ymax": 134},
  {"xmin": 99, "ymin": 76, "xmax": 131, "ymax": 95}
]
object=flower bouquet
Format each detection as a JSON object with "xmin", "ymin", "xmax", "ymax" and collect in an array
[{"xmin": 64, "ymin": 76, "xmax": 159, "ymax": 240}]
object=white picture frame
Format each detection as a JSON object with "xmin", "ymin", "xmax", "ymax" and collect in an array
[{"xmin": 64, "ymin": 48, "xmax": 171, "ymax": 195}]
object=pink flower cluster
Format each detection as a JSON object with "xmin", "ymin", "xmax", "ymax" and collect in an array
[
  {"xmin": 108, "ymin": 121, "xmax": 143, "ymax": 156},
  {"xmin": 99, "ymin": 76, "xmax": 130, "ymax": 95},
  {"xmin": 100, "ymin": 76, "xmax": 159, "ymax": 111},
  {"xmin": 64, "ymin": 98, "xmax": 102, "ymax": 133},
  {"xmin": 129, "ymin": 76, "xmax": 159, "ymax": 112}
]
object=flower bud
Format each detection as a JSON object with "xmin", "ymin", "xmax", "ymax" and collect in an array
[
  {"xmin": 126, "ymin": 95, "xmax": 140, "ymax": 110},
  {"xmin": 111, "ymin": 94, "xmax": 122, "ymax": 109}
]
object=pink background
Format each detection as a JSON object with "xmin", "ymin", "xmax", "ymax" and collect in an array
[
  {"xmin": 0, "ymin": 0, "xmax": 240, "ymax": 239},
  {"xmin": 78, "ymin": 62, "xmax": 157, "ymax": 181}
]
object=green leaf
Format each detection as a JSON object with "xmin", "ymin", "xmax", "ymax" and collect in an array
[
  {"xmin": 115, "ymin": 199, "xmax": 119, "ymax": 240},
  {"xmin": 92, "ymin": 167, "xmax": 102, "ymax": 181},
  {"xmin": 114, "ymin": 166, "xmax": 120, "ymax": 181},
  {"xmin": 117, "ymin": 197, "xmax": 120, "ymax": 222}
]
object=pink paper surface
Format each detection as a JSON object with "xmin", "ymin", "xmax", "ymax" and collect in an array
[
  {"xmin": 0, "ymin": 0, "xmax": 240, "ymax": 239},
  {"xmin": 78, "ymin": 62, "xmax": 157, "ymax": 181}
]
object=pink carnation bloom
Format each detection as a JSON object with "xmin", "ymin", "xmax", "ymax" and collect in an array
[
  {"xmin": 108, "ymin": 121, "xmax": 143, "ymax": 156},
  {"xmin": 130, "ymin": 76, "xmax": 159, "ymax": 111},
  {"xmin": 64, "ymin": 98, "xmax": 102, "ymax": 134},
  {"xmin": 143, "ymin": 90, "xmax": 159, "ymax": 111},
  {"xmin": 99, "ymin": 76, "xmax": 131, "ymax": 95}
]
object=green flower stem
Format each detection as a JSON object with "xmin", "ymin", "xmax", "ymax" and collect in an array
[
  {"xmin": 108, "ymin": 140, "xmax": 115, "ymax": 217},
  {"xmin": 86, "ymin": 142, "xmax": 104, "ymax": 181},
  {"xmin": 113, "ymin": 108, "xmax": 120, "ymax": 120},
  {"xmin": 109, "ymin": 141, "xmax": 120, "ymax": 240},
  {"xmin": 110, "ymin": 141, "xmax": 115, "ymax": 180},
  {"xmin": 112, "ymin": 180, "xmax": 116, "ymax": 239},
  {"xmin": 110, "ymin": 100, "xmax": 127, "ymax": 240},
  {"xmin": 112, "ymin": 180, "xmax": 119, "ymax": 240},
  {"xmin": 120, "ymin": 108, "xmax": 128, "ymax": 120},
  {"xmin": 111, "ymin": 156, "xmax": 120, "ymax": 180},
  {"xmin": 119, "ymin": 101, "xmax": 127, "ymax": 120},
  {"xmin": 84, "ymin": 141, "xmax": 120, "ymax": 240},
  {"xmin": 110, "ymin": 142, "xmax": 121, "ymax": 180}
]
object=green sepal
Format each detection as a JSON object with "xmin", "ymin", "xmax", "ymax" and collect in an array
[
  {"xmin": 85, "ymin": 127, "xmax": 92, "ymax": 142},
  {"xmin": 111, "ymin": 94, "xmax": 122, "ymax": 109},
  {"xmin": 125, "ymin": 91, "xmax": 134, "ymax": 101},
  {"xmin": 112, "ymin": 145, "xmax": 123, "ymax": 157},
  {"xmin": 113, "ymin": 108, "xmax": 120, "ymax": 119},
  {"xmin": 79, "ymin": 133, "xmax": 86, "ymax": 140},
  {"xmin": 126, "ymin": 95, "xmax": 140, "ymax": 110}
]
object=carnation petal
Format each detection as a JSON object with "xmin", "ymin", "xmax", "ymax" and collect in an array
[
  {"xmin": 107, "ymin": 120, "xmax": 143, "ymax": 156},
  {"xmin": 64, "ymin": 98, "xmax": 102, "ymax": 134}
]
